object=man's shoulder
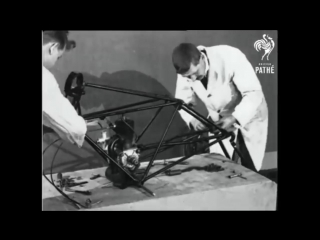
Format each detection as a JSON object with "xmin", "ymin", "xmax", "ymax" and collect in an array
[
  {"xmin": 43, "ymin": 66, "xmax": 55, "ymax": 81},
  {"xmin": 42, "ymin": 66, "xmax": 59, "ymax": 91}
]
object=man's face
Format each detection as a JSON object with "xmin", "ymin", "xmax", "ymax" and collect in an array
[
  {"xmin": 181, "ymin": 55, "xmax": 206, "ymax": 81},
  {"xmin": 43, "ymin": 42, "xmax": 65, "ymax": 69}
]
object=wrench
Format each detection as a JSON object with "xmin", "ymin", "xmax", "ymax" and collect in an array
[{"xmin": 228, "ymin": 173, "xmax": 247, "ymax": 180}]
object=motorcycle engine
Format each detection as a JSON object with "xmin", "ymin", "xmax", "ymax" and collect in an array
[{"xmin": 97, "ymin": 116, "xmax": 140, "ymax": 177}]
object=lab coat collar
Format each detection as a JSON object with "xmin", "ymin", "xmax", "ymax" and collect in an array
[
  {"xmin": 198, "ymin": 46, "xmax": 210, "ymax": 76},
  {"xmin": 202, "ymin": 51, "xmax": 209, "ymax": 76}
]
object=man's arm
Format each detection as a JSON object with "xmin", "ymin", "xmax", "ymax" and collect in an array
[
  {"xmin": 230, "ymin": 52, "xmax": 265, "ymax": 127},
  {"xmin": 174, "ymin": 74, "xmax": 197, "ymax": 127},
  {"xmin": 43, "ymin": 68, "xmax": 87, "ymax": 147}
]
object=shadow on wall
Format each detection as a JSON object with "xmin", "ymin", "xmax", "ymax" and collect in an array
[{"xmin": 43, "ymin": 70, "xmax": 189, "ymax": 174}]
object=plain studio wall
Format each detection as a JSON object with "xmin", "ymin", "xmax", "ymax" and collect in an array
[{"xmin": 43, "ymin": 30, "xmax": 277, "ymax": 174}]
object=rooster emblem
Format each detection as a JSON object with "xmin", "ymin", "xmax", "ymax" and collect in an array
[{"xmin": 254, "ymin": 34, "xmax": 275, "ymax": 61}]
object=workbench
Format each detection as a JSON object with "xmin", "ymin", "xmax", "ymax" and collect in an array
[{"xmin": 42, "ymin": 153, "xmax": 277, "ymax": 210}]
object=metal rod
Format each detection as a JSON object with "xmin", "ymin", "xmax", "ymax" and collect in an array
[
  {"xmin": 138, "ymin": 184, "xmax": 156, "ymax": 196},
  {"xmin": 83, "ymin": 102, "xmax": 177, "ymax": 120},
  {"xmin": 219, "ymin": 141, "xmax": 230, "ymax": 159},
  {"xmin": 82, "ymin": 99, "xmax": 160, "ymax": 120},
  {"xmin": 71, "ymin": 97, "xmax": 76, "ymax": 106},
  {"xmin": 84, "ymin": 135, "xmax": 138, "ymax": 183},
  {"xmin": 181, "ymin": 104, "xmax": 226, "ymax": 133},
  {"xmin": 227, "ymin": 132, "xmax": 246, "ymax": 162},
  {"xmin": 77, "ymin": 100, "xmax": 82, "ymax": 115},
  {"xmin": 139, "ymin": 129, "xmax": 208, "ymax": 150},
  {"xmin": 139, "ymin": 132, "xmax": 204, "ymax": 161},
  {"xmin": 163, "ymin": 129, "xmax": 209, "ymax": 142},
  {"xmin": 85, "ymin": 83, "xmax": 181, "ymax": 102},
  {"xmin": 141, "ymin": 134, "xmax": 222, "ymax": 149},
  {"xmin": 136, "ymin": 105, "xmax": 164, "ymax": 143},
  {"xmin": 230, "ymin": 140, "xmax": 246, "ymax": 163},
  {"xmin": 204, "ymin": 133, "xmax": 233, "ymax": 152},
  {"xmin": 180, "ymin": 134, "xmax": 203, "ymax": 143},
  {"xmin": 142, "ymin": 134, "xmax": 231, "ymax": 182},
  {"xmin": 141, "ymin": 105, "xmax": 179, "ymax": 182}
]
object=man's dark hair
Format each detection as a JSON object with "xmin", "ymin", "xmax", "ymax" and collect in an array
[
  {"xmin": 172, "ymin": 43, "xmax": 201, "ymax": 74},
  {"xmin": 42, "ymin": 31, "xmax": 76, "ymax": 50}
]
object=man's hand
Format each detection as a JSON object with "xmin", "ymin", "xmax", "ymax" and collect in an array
[
  {"xmin": 190, "ymin": 118, "xmax": 207, "ymax": 131},
  {"xmin": 215, "ymin": 115, "xmax": 237, "ymax": 132}
]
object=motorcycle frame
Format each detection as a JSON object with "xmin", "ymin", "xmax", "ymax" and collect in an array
[{"xmin": 65, "ymin": 72, "xmax": 246, "ymax": 195}]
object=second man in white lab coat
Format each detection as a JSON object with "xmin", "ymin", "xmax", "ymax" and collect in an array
[
  {"xmin": 42, "ymin": 31, "xmax": 87, "ymax": 147},
  {"xmin": 173, "ymin": 43, "xmax": 268, "ymax": 172}
]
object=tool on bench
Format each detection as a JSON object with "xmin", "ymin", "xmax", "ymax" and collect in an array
[
  {"xmin": 67, "ymin": 181, "xmax": 88, "ymax": 187},
  {"xmin": 135, "ymin": 163, "xmax": 224, "ymax": 177},
  {"xmin": 157, "ymin": 160, "xmax": 188, "ymax": 166},
  {"xmin": 227, "ymin": 173, "xmax": 247, "ymax": 180},
  {"xmin": 65, "ymin": 187, "xmax": 92, "ymax": 195},
  {"xmin": 165, "ymin": 163, "xmax": 224, "ymax": 176},
  {"xmin": 56, "ymin": 172, "xmax": 64, "ymax": 188},
  {"xmin": 165, "ymin": 169, "xmax": 183, "ymax": 176},
  {"xmin": 57, "ymin": 173, "xmax": 76, "ymax": 181},
  {"xmin": 90, "ymin": 174, "xmax": 101, "ymax": 180},
  {"xmin": 138, "ymin": 159, "xmax": 188, "ymax": 169},
  {"xmin": 84, "ymin": 198, "xmax": 103, "ymax": 208},
  {"xmin": 56, "ymin": 172, "xmax": 89, "ymax": 189}
]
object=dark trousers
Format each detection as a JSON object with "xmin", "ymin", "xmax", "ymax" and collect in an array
[
  {"xmin": 43, "ymin": 125, "xmax": 55, "ymax": 135},
  {"xmin": 232, "ymin": 130, "xmax": 257, "ymax": 172}
]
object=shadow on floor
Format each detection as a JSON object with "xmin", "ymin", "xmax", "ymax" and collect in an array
[{"xmin": 259, "ymin": 168, "xmax": 278, "ymax": 184}]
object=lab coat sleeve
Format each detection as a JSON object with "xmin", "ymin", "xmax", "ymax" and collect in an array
[
  {"xmin": 174, "ymin": 74, "xmax": 197, "ymax": 128},
  {"xmin": 42, "ymin": 68, "xmax": 87, "ymax": 147},
  {"xmin": 231, "ymin": 52, "xmax": 264, "ymax": 127}
]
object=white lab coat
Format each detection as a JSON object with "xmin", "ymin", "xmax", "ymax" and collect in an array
[
  {"xmin": 42, "ymin": 66, "xmax": 87, "ymax": 147},
  {"xmin": 175, "ymin": 45, "xmax": 268, "ymax": 171}
]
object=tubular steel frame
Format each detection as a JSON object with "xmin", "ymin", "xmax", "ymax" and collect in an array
[{"xmin": 65, "ymin": 72, "xmax": 246, "ymax": 196}]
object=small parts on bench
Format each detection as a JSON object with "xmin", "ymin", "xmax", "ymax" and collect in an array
[
  {"xmin": 138, "ymin": 184, "xmax": 156, "ymax": 197},
  {"xmin": 203, "ymin": 163, "xmax": 224, "ymax": 172},
  {"xmin": 90, "ymin": 174, "xmax": 101, "ymax": 180},
  {"xmin": 165, "ymin": 169, "xmax": 182, "ymax": 176},
  {"xmin": 56, "ymin": 172, "xmax": 88, "ymax": 189},
  {"xmin": 65, "ymin": 187, "xmax": 92, "ymax": 195},
  {"xmin": 139, "ymin": 160, "xmax": 189, "ymax": 169},
  {"xmin": 227, "ymin": 173, "xmax": 247, "ymax": 180},
  {"xmin": 84, "ymin": 198, "xmax": 103, "ymax": 208},
  {"xmin": 164, "ymin": 163, "xmax": 224, "ymax": 176},
  {"xmin": 68, "ymin": 181, "xmax": 88, "ymax": 187},
  {"xmin": 92, "ymin": 200, "xmax": 103, "ymax": 206}
]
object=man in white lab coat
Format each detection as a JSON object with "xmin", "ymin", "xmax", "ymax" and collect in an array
[
  {"xmin": 42, "ymin": 31, "xmax": 87, "ymax": 148},
  {"xmin": 173, "ymin": 43, "xmax": 268, "ymax": 172}
]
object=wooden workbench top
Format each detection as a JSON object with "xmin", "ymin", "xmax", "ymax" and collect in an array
[{"xmin": 42, "ymin": 153, "xmax": 277, "ymax": 211}]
